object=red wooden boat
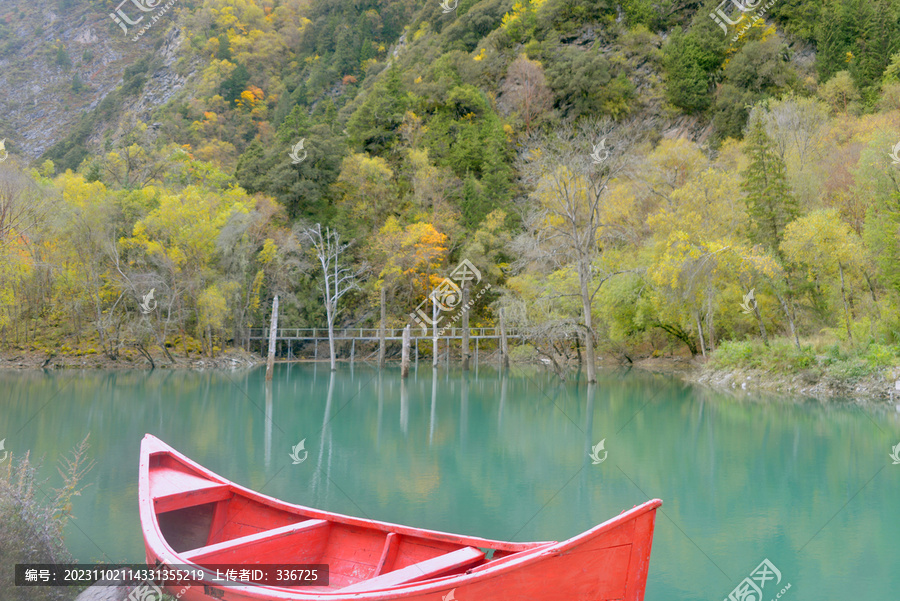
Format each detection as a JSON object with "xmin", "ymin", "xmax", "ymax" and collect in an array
[{"xmin": 139, "ymin": 434, "xmax": 661, "ymax": 601}]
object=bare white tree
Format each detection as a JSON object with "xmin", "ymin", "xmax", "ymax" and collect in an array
[{"xmin": 302, "ymin": 223, "xmax": 366, "ymax": 371}]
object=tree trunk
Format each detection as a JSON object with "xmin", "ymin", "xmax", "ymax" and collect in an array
[
  {"xmin": 752, "ymin": 297, "xmax": 768, "ymax": 345},
  {"xmin": 773, "ymin": 291, "xmax": 801, "ymax": 350},
  {"xmin": 863, "ymin": 271, "xmax": 881, "ymax": 319},
  {"xmin": 326, "ymin": 302, "xmax": 336, "ymax": 371},
  {"xmin": 378, "ymin": 286, "xmax": 386, "ymax": 369},
  {"xmin": 266, "ymin": 295, "xmax": 279, "ymax": 381},
  {"xmin": 574, "ymin": 334, "xmax": 582, "ymax": 365},
  {"xmin": 461, "ymin": 285, "xmax": 470, "ymax": 371},
  {"xmin": 838, "ymin": 262, "xmax": 853, "ymax": 342},
  {"xmin": 159, "ymin": 337, "xmax": 175, "ymax": 364},
  {"xmin": 401, "ymin": 324, "xmax": 410, "ymax": 378},
  {"xmin": 136, "ymin": 343, "xmax": 155, "ymax": 369},
  {"xmin": 696, "ymin": 312, "xmax": 707, "ymax": 358},
  {"xmin": 656, "ymin": 323, "xmax": 698, "ymax": 356},
  {"xmin": 499, "ymin": 307, "xmax": 510, "ymax": 370},
  {"xmin": 579, "ymin": 262, "xmax": 596, "ymax": 383}
]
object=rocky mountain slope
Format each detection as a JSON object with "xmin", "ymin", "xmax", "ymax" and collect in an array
[{"xmin": 0, "ymin": 0, "xmax": 194, "ymax": 162}]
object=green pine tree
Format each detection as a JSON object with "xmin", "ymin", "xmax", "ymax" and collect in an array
[
  {"xmin": 347, "ymin": 67, "xmax": 408, "ymax": 154},
  {"xmin": 852, "ymin": 0, "xmax": 900, "ymax": 98},
  {"xmin": 741, "ymin": 117, "xmax": 798, "ymax": 254},
  {"xmin": 815, "ymin": 0, "xmax": 860, "ymax": 82},
  {"xmin": 277, "ymin": 105, "xmax": 312, "ymax": 146},
  {"xmin": 235, "ymin": 139, "xmax": 268, "ymax": 194},
  {"xmin": 662, "ymin": 32, "xmax": 719, "ymax": 114}
]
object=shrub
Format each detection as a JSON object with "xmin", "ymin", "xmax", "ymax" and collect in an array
[
  {"xmin": 0, "ymin": 436, "xmax": 94, "ymax": 600},
  {"xmin": 863, "ymin": 343, "xmax": 898, "ymax": 368},
  {"xmin": 713, "ymin": 339, "xmax": 815, "ymax": 372},
  {"xmin": 509, "ymin": 343, "xmax": 537, "ymax": 362},
  {"xmin": 824, "ymin": 359, "xmax": 874, "ymax": 382},
  {"xmin": 712, "ymin": 340, "xmax": 758, "ymax": 368},
  {"xmin": 762, "ymin": 340, "xmax": 816, "ymax": 371},
  {"xmin": 824, "ymin": 342, "xmax": 845, "ymax": 363}
]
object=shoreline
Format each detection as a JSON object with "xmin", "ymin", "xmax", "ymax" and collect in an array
[
  {"xmin": 3, "ymin": 348, "xmax": 898, "ymax": 403},
  {"xmin": 635, "ymin": 357, "xmax": 899, "ymax": 403},
  {"xmin": 0, "ymin": 348, "xmax": 263, "ymax": 371}
]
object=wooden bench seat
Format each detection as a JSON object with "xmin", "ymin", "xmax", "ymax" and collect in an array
[
  {"xmin": 182, "ymin": 519, "xmax": 330, "ymax": 563},
  {"xmin": 339, "ymin": 547, "xmax": 484, "ymax": 593},
  {"xmin": 154, "ymin": 484, "xmax": 233, "ymax": 514},
  {"xmin": 151, "ymin": 464, "xmax": 233, "ymax": 513}
]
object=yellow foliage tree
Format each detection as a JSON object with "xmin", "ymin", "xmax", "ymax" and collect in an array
[
  {"xmin": 374, "ymin": 217, "xmax": 449, "ymax": 312},
  {"xmin": 781, "ymin": 209, "xmax": 865, "ymax": 341}
]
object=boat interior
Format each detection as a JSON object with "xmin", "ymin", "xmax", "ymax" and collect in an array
[{"xmin": 149, "ymin": 453, "xmax": 547, "ymax": 592}]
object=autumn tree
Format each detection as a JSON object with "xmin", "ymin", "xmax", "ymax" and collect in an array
[
  {"xmin": 368, "ymin": 218, "xmax": 449, "ymax": 364},
  {"xmin": 120, "ymin": 185, "xmax": 253, "ymax": 357},
  {"xmin": 378, "ymin": 219, "xmax": 445, "ymax": 304},
  {"xmin": 516, "ymin": 118, "xmax": 645, "ymax": 382},
  {"xmin": 216, "ymin": 197, "xmax": 306, "ymax": 348},
  {"xmin": 818, "ymin": 71, "xmax": 861, "ymax": 114},
  {"xmin": 748, "ymin": 97, "xmax": 829, "ymax": 207},
  {"xmin": 405, "ymin": 148, "xmax": 463, "ymax": 246},
  {"xmin": 53, "ymin": 172, "xmax": 126, "ymax": 358},
  {"xmin": 334, "ymin": 153, "xmax": 398, "ymax": 236},
  {"xmin": 863, "ymin": 187, "xmax": 900, "ymax": 302},
  {"xmin": 642, "ymin": 162, "xmax": 747, "ymax": 355},
  {"xmin": 0, "ymin": 164, "xmax": 53, "ymax": 251},
  {"xmin": 781, "ymin": 209, "xmax": 865, "ymax": 342},
  {"xmin": 499, "ymin": 55, "xmax": 553, "ymax": 132}
]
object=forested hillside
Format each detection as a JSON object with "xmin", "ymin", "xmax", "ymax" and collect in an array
[{"xmin": 2, "ymin": 0, "xmax": 900, "ymax": 379}]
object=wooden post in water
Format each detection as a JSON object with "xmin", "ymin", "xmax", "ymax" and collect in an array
[
  {"xmin": 461, "ymin": 285, "xmax": 470, "ymax": 371},
  {"xmin": 265, "ymin": 295, "xmax": 279, "ymax": 381},
  {"xmin": 401, "ymin": 324, "xmax": 411, "ymax": 378},
  {"xmin": 378, "ymin": 286, "xmax": 386, "ymax": 369},
  {"xmin": 499, "ymin": 306, "xmax": 510, "ymax": 370},
  {"xmin": 432, "ymin": 299, "xmax": 439, "ymax": 368}
]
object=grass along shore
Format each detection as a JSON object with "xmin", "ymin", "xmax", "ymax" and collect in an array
[{"xmin": 692, "ymin": 337, "xmax": 900, "ymax": 400}]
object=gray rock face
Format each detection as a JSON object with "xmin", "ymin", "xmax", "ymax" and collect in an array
[{"xmin": 0, "ymin": 0, "xmax": 195, "ymax": 162}]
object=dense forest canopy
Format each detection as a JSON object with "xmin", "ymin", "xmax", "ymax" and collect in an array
[{"xmin": 1, "ymin": 0, "xmax": 900, "ymax": 377}]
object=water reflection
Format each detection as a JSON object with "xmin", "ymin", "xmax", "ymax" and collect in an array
[
  {"xmin": 428, "ymin": 368, "xmax": 436, "ymax": 445},
  {"xmin": 264, "ymin": 381, "xmax": 273, "ymax": 468},
  {"xmin": 0, "ymin": 365, "xmax": 897, "ymax": 599},
  {"xmin": 311, "ymin": 371, "xmax": 335, "ymax": 502}
]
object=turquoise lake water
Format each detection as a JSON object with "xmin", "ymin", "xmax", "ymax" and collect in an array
[{"xmin": 2, "ymin": 363, "xmax": 898, "ymax": 598}]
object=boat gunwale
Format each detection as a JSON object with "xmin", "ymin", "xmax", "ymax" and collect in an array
[{"xmin": 139, "ymin": 434, "xmax": 661, "ymax": 600}]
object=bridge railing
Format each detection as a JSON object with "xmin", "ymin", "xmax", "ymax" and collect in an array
[{"xmin": 246, "ymin": 327, "xmax": 521, "ymax": 339}]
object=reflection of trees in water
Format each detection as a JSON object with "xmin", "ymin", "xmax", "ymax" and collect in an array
[
  {"xmin": 264, "ymin": 381, "xmax": 273, "ymax": 468},
  {"xmin": 311, "ymin": 371, "xmax": 335, "ymax": 504},
  {"xmin": 7, "ymin": 366, "xmax": 900, "ymax": 590}
]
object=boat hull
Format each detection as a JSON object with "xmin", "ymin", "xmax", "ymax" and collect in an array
[{"xmin": 139, "ymin": 435, "xmax": 660, "ymax": 601}]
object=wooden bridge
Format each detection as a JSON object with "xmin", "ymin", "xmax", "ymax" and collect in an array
[{"xmin": 246, "ymin": 327, "xmax": 522, "ymax": 362}]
